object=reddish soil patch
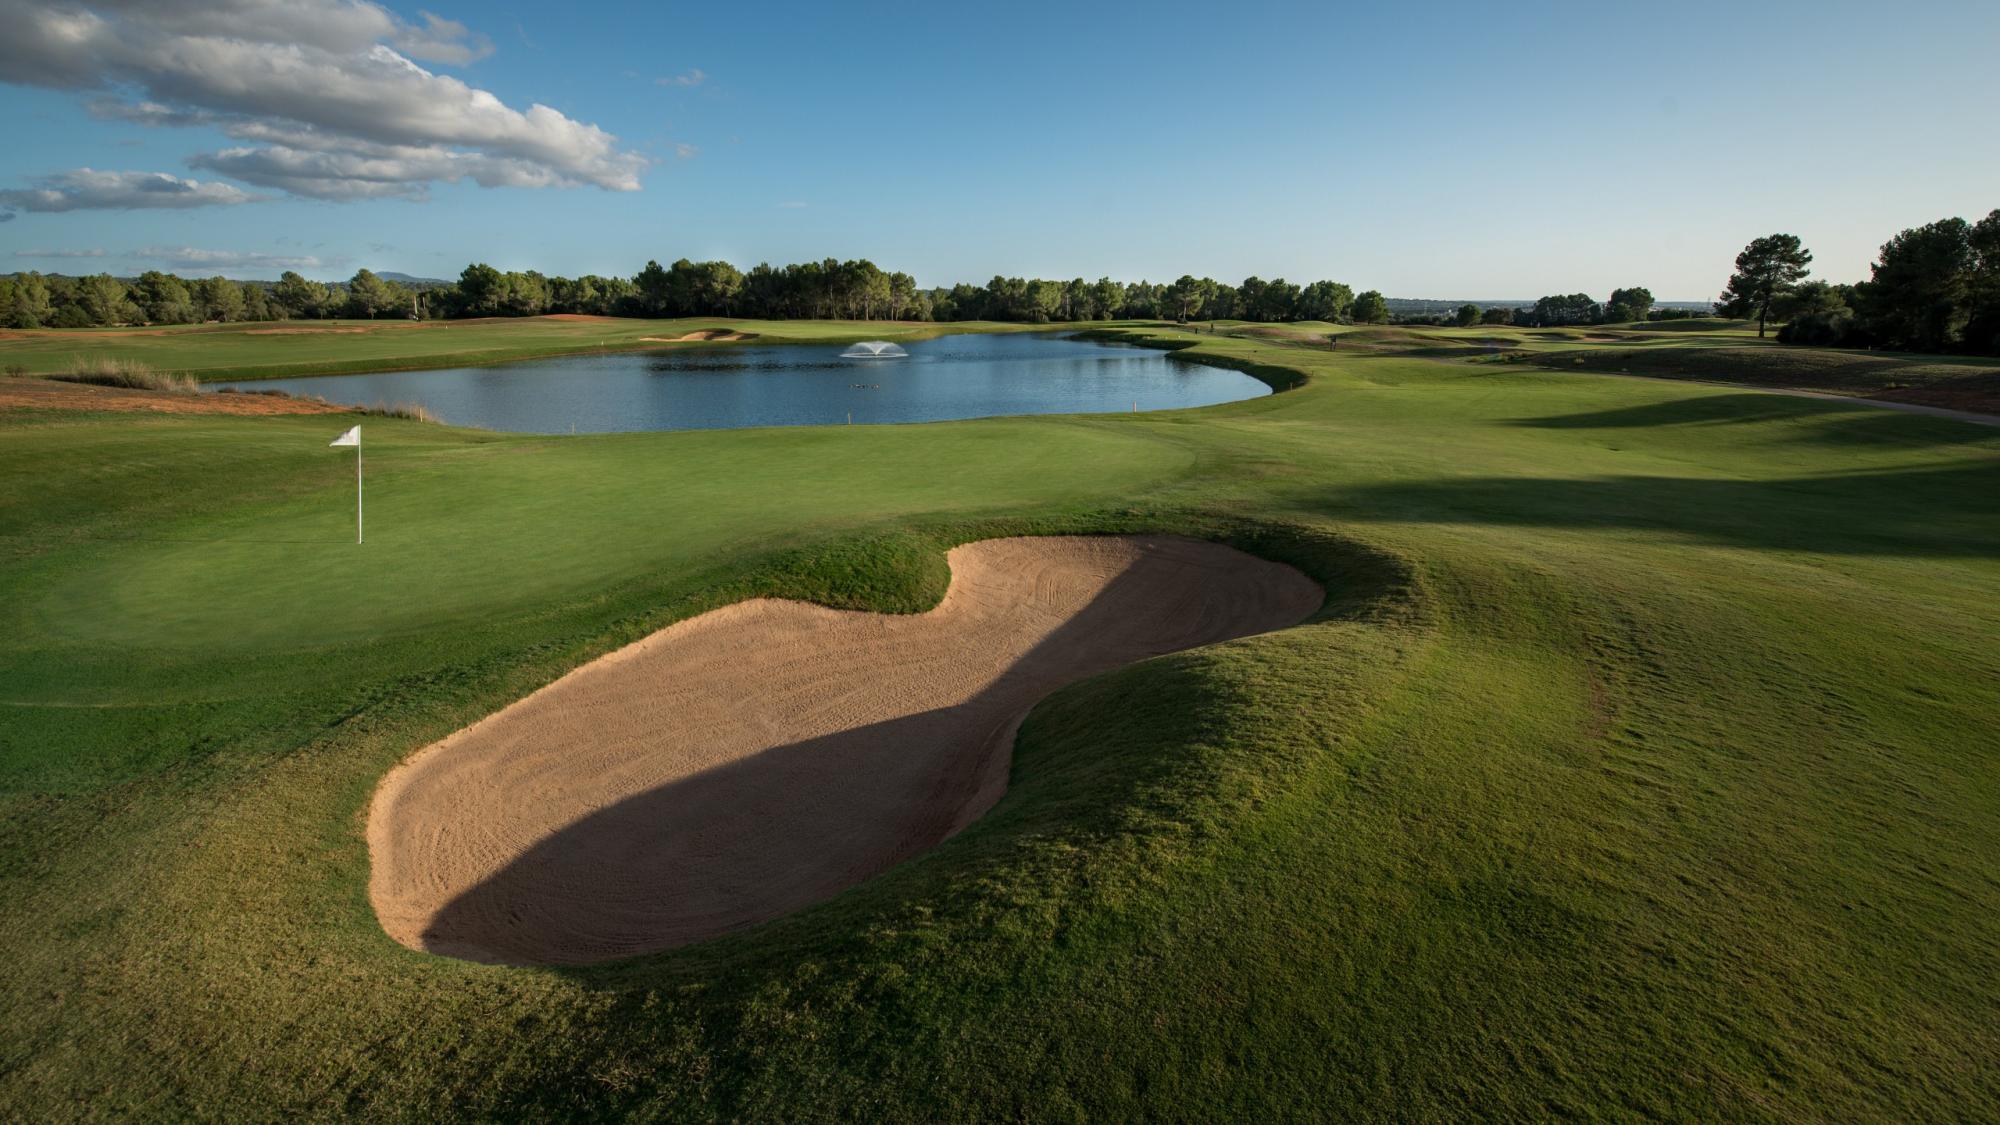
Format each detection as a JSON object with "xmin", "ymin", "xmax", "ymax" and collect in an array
[
  {"xmin": 368, "ymin": 535, "xmax": 1322, "ymax": 965},
  {"xmin": 0, "ymin": 377, "xmax": 351, "ymax": 416}
]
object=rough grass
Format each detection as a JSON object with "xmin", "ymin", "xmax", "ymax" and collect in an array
[
  {"xmin": 44, "ymin": 356, "xmax": 199, "ymax": 393},
  {"xmin": 358, "ymin": 400, "xmax": 440, "ymax": 423},
  {"xmin": 1, "ymin": 325, "xmax": 1997, "ymax": 1119}
]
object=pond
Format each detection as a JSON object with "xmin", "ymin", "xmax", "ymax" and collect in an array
[{"xmin": 205, "ymin": 332, "xmax": 1270, "ymax": 433}]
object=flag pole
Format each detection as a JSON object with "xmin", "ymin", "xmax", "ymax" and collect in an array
[{"xmin": 330, "ymin": 424, "xmax": 363, "ymax": 543}]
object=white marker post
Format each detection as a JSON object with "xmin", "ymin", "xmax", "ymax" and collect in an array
[{"xmin": 330, "ymin": 424, "xmax": 362, "ymax": 543}]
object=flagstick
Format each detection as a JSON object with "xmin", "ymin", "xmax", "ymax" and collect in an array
[{"xmin": 356, "ymin": 439, "xmax": 363, "ymax": 544}]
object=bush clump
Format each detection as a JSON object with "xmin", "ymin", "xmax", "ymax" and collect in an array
[{"xmin": 46, "ymin": 356, "xmax": 199, "ymax": 393}]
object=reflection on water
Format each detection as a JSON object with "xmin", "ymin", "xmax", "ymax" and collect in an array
[{"xmin": 207, "ymin": 332, "xmax": 1270, "ymax": 433}]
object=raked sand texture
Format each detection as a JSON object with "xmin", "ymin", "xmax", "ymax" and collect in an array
[{"xmin": 368, "ymin": 536, "xmax": 1323, "ymax": 965}]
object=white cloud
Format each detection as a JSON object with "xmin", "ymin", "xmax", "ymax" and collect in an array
[
  {"xmin": 0, "ymin": 168, "xmax": 258, "ymax": 213},
  {"xmin": 13, "ymin": 248, "xmax": 108, "ymax": 258},
  {"xmin": 656, "ymin": 68, "xmax": 706, "ymax": 88},
  {"xmin": 0, "ymin": 0, "xmax": 644, "ymax": 201},
  {"xmin": 134, "ymin": 246, "xmax": 340, "ymax": 271},
  {"xmin": 675, "ymin": 143, "xmax": 699, "ymax": 160}
]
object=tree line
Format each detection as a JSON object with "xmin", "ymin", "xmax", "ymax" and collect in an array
[
  {"xmin": 1718, "ymin": 210, "xmax": 2000, "ymax": 355},
  {"xmin": 31, "ymin": 216, "xmax": 1998, "ymax": 361},
  {"xmin": 1395, "ymin": 288, "xmax": 1679, "ymax": 330},
  {"xmin": 452, "ymin": 260, "xmax": 1383, "ymax": 326},
  {"xmin": 0, "ymin": 258, "xmax": 1386, "ymax": 329},
  {"xmin": 0, "ymin": 268, "xmax": 421, "ymax": 329}
]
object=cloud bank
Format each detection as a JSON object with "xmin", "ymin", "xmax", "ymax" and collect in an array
[
  {"xmin": 11, "ymin": 245, "xmax": 338, "ymax": 272},
  {"xmin": 135, "ymin": 246, "xmax": 339, "ymax": 271},
  {"xmin": 0, "ymin": 168, "xmax": 257, "ymax": 214},
  {"xmin": 0, "ymin": 0, "xmax": 646, "ymax": 203}
]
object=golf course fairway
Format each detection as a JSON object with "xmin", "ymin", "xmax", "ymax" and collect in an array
[{"xmin": 2, "ymin": 323, "xmax": 1997, "ymax": 1119}]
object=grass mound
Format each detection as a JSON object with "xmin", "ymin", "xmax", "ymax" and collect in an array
[{"xmin": 1522, "ymin": 343, "xmax": 2000, "ymax": 409}]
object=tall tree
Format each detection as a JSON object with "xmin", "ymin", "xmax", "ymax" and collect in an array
[
  {"xmin": 1772, "ymin": 280, "xmax": 1850, "ymax": 322},
  {"xmin": 1853, "ymin": 217, "xmax": 1973, "ymax": 354},
  {"xmin": 1965, "ymin": 209, "xmax": 2000, "ymax": 356},
  {"xmin": 1525, "ymin": 293, "xmax": 1600, "ymax": 327},
  {"xmin": 1029, "ymin": 279, "xmax": 1064, "ymax": 323},
  {"xmin": 1453, "ymin": 303, "xmax": 1481, "ymax": 328},
  {"xmin": 345, "ymin": 269, "xmax": 394, "ymax": 318},
  {"xmin": 1718, "ymin": 233, "xmax": 1812, "ymax": 337},
  {"xmin": 193, "ymin": 276, "xmax": 245, "ymax": 322},
  {"xmin": 1091, "ymin": 277, "xmax": 1126, "ymax": 320},
  {"xmin": 1605, "ymin": 286, "xmax": 1654, "ymax": 322},
  {"xmin": 78, "ymin": 274, "xmax": 140, "ymax": 326},
  {"xmin": 241, "ymin": 283, "xmax": 275, "ymax": 321},
  {"xmin": 1350, "ymin": 290, "xmax": 1390, "ymax": 324},
  {"xmin": 7, "ymin": 271, "xmax": 52, "ymax": 328},
  {"xmin": 632, "ymin": 260, "xmax": 671, "ymax": 317},
  {"xmin": 1296, "ymin": 280, "xmax": 1354, "ymax": 322},
  {"xmin": 132, "ymin": 271, "xmax": 195, "ymax": 324},
  {"xmin": 1254, "ymin": 278, "xmax": 1301, "ymax": 322},
  {"xmin": 273, "ymin": 271, "xmax": 331, "ymax": 319}
]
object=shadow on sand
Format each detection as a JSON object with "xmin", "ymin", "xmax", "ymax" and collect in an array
[{"xmin": 417, "ymin": 554, "xmax": 1320, "ymax": 966}]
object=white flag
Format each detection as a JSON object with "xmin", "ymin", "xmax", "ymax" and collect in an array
[{"xmin": 329, "ymin": 425, "xmax": 361, "ymax": 447}]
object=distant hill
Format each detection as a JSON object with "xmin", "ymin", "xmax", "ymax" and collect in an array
[{"xmin": 376, "ymin": 272, "xmax": 453, "ymax": 287}]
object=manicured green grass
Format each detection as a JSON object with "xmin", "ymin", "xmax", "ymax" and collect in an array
[{"xmin": 1, "ymin": 323, "xmax": 1997, "ymax": 1119}]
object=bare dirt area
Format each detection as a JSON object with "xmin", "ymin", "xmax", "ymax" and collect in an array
[
  {"xmin": 1871, "ymin": 382, "xmax": 2000, "ymax": 418},
  {"xmin": 368, "ymin": 535, "xmax": 1323, "ymax": 966},
  {"xmin": 0, "ymin": 377, "xmax": 351, "ymax": 416}
]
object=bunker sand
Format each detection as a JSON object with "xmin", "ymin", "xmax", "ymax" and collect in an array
[{"xmin": 368, "ymin": 536, "xmax": 1321, "ymax": 965}]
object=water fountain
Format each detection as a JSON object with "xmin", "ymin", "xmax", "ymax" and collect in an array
[{"xmin": 841, "ymin": 341, "xmax": 908, "ymax": 359}]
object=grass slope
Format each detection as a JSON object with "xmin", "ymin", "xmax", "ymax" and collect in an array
[{"xmin": 1, "ymin": 323, "xmax": 1997, "ymax": 1119}]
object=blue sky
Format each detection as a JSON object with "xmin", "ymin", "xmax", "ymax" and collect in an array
[{"xmin": 1, "ymin": 0, "xmax": 1995, "ymax": 299}]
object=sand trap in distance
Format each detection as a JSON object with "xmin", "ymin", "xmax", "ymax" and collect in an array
[{"xmin": 367, "ymin": 535, "xmax": 1321, "ymax": 966}]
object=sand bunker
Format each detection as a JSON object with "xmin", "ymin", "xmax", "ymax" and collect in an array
[
  {"xmin": 639, "ymin": 329, "xmax": 757, "ymax": 342},
  {"xmin": 368, "ymin": 535, "xmax": 1321, "ymax": 965}
]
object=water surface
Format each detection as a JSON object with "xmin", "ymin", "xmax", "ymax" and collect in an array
[{"xmin": 208, "ymin": 332, "xmax": 1268, "ymax": 433}]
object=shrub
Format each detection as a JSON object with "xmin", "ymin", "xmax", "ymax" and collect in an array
[
  {"xmin": 360, "ymin": 400, "xmax": 439, "ymax": 423},
  {"xmin": 1777, "ymin": 310, "xmax": 1858, "ymax": 347}
]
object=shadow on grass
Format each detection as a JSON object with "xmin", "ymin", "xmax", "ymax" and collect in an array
[
  {"xmin": 1508, "ymin": 393, "xmax": 2000, "ymax": 448},
  {"xmin": 1315, "ymin": 460, "xmax": 2000, "ymax": 558}
]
